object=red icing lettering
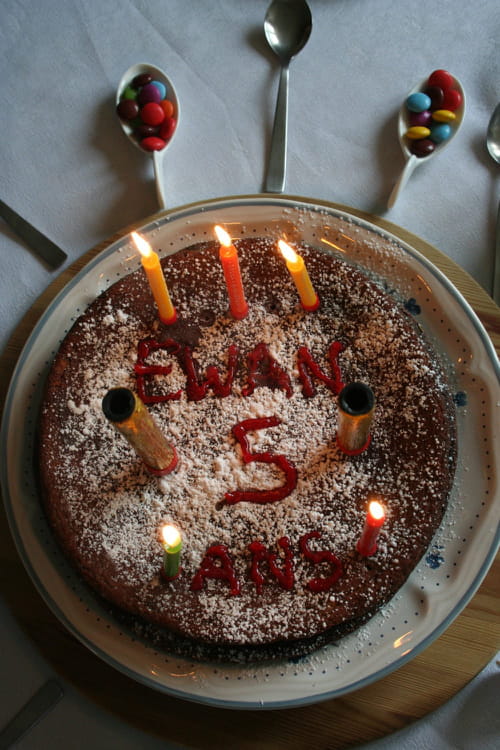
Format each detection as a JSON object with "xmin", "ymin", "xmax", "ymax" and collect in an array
[
  {"xmin": 190, "ymin": 544, "xmax": 240, "ymax": 596},
  {"xmin": 248, "ymin": 537, "xmax": 295, "ymax": 593},
  {"xmin": 300, "ymin": 531, "xmax": 343, "ymax": 592},
  {"xmin": 297, "ymin": 342, "xmax": 345, "ymax": 397},
  {"xmin": 182, "ymin": 344, "xmax": 239, "ymax": 401},
  {"xmin": 134, "ymin": 338, "xmax": 182, "ymax": 403},
  {"xmin": 224, "ymin": 417, "xmax": 298, "ymax": 505},
  {"xmin": 242, "ymin": 343, "xmax": 293, "ymax": 398}
]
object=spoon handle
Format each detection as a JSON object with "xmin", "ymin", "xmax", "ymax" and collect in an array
[
  {"xmin": 153, "ymin": 150, "xmax": 167, "ymax": 210},
  {"xmin": 387, "ymin": 155, "xmax": 419, "ymax": 209},
  {"xmin": 493, "ymin": 198, "xmax": 500, "ymax": 304},
  {"xmin": 265, "ymin": 65, "xmax": 289, "ymax": 193}
]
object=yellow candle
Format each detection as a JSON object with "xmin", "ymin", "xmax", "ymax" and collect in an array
[
  {"xmin": 161, "ymin": 524, "xmax": 182, "ymax": 579},
  {"xmin": 214, "ymin": 225, "xmax": 248, "ymax": 319},
  {"xmin": 131, "ymin": 232, "xmax": 177, "ymax": 324},
  {"xmin": 278, "ymin": 240, "xmax": 319, "ymax": 311}
]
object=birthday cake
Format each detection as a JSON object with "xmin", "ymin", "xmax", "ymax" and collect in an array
[{"xmin": 38, "ymin": 228, "xmax": 457, "ymax": 662}]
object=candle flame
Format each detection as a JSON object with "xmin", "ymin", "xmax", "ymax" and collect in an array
[
  {"xmin": 214, "ymin": 225, "xmax": 232, "ymax": 247},
  {"xmin": 278, "ymin": 239, "xmax": 299, "ymax": 264},
  {"xmin": 131, "ymin": 231, "xmax": 153, "ymax": 259},
  {"xmin": 161, "ymin": 524, "xmax": 181, "ymax": 547},
  {"xmin": 368, "ymin": 500, "xmax": 385, "ymax": 521}
]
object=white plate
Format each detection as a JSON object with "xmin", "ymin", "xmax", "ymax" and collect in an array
[{"xmin": 1, "ymin": 195, "xmax": 499, "ymax": 709}]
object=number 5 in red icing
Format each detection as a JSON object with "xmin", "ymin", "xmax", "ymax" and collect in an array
[{"xmin": 224, "ymin": 417, "xmax": 297, "ymax": 505}]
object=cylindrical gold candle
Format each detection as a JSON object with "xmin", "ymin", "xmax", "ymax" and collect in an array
[
  {"xmin": 336, "ymin": 382, "xmax": 375, "ymax": 455},
  {"xmin": 102, "ymin": 387, "xmax": 178, "ymax": 475}
]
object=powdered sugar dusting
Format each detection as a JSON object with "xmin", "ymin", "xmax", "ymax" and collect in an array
[{"xmin": 39, "ymin": 237, "xmax": 456, "ymax": 656}]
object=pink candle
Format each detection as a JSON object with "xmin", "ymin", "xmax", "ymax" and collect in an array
[{"xmin": 356, "ymin": 499, "xmax": 386, "ymax": 556}]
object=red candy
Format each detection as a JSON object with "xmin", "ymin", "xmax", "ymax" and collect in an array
[
  {"xmin": 140, "ymin": 102, "xmax": 165, "ymax": 126},
  {"xmin": 428, "ymin": 69, "xmax": 454, "ymax": 89},
  {"xmin": 441, "ymin": 87, "xmax": 462, "ymax": 111},
  {"xmin": 159, "ymin": 117, "xmax": 176, "ymax": 141},
  {"xmin": 141, "ymin": 136, "xmax": 167, "ymax": 152}
]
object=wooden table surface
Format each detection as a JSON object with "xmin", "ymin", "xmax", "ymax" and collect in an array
[{"xmin": 1, "ymin": 201, "xmax": 499, "ymax": 749}]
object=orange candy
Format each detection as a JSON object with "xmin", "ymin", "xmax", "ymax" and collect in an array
[{"xmin": 160, "ymin": 99, "xmax": 175, "ymax": 119}]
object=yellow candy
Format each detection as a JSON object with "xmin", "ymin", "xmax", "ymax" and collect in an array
[
  {"xmin": 406, "ymin": 126, "xmax": 431, "ymax": 140},
  {"xmin": 432, "ymin": 109, "xmax": 456, "ymax": 123}
]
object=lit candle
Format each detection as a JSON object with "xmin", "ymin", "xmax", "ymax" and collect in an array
[
  {"xmin": 161, "ymin": 524, "xmax": 182, "ymax": 579},
  {"xmin": 214, "ymin": 225, "xmax": 249, "ymax": 320},
  {"xmin": 278, "ymin": 240, "xmax": 320, "ymax": 311},
  {"xmin": 357, "ymin": 499, "xmax": 386, "ymax": 557},
  {"xmin": 337, "ymin": 382, "xmax": 375, "ymax": 455},
  {"xmin": 131, "ymin": 231, "xmax": 177, "ymax": 324},
  {"xmin": 102, "ymin": 387, "xmax": 178, "ymax": 475}
]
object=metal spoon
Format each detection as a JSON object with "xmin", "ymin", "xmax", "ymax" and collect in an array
[
  {"xmin": 264, "ymin": 0, "xmax": 312, "ymax": 193},
  {"xmin": 387, "ymin": 75, "xmax": 465, "ymax": 209},
  {"xmin": 116, "ymin": 63, "xmax": 180, "ymax": 210},
  {"xmin": 486, "ymin": 102, "xmax": 500, "ymax": 303}
]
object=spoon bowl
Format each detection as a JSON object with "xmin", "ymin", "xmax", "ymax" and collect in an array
[
  {"xmin": 264, "ymin": 0, "xmax": 312, "ymax": 193},
  {"xmin": 387, "ymin": 74, "xmax": 465, "ymax": 209},
  {"xmin": 486, "ymin": 102, "xmax": 500, "ymax": 302},
  {"xmin": 116, "ymin": 62, "xmax": 180, "ymax": 210}
]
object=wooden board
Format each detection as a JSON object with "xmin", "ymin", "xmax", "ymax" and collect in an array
[{"xmin": 1, "ymin": 202, "xmax": 498, "ymax": 748}]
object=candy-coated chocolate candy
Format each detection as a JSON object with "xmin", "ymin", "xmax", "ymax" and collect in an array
[
  {"xmin": 138, "ymin": 82, "xmax": 163, "ymax": 105},
  {"xmin": 409, "ymin": 110, "xmax": 432, "ymax": 127},
  {"xmin": 151, "ymin": 80, "xmax": 167, "ymax": 100},
  {"xmin": 140, "ymin": 102, "xmax": 165, "ymax": 126},
  {"xmin": 159, "ymin": 117, "xmax": 176, "ymax": 141},
  {"xmin": 117, "ymin": 99, "xmax": 139, "ymax": 121},
  {"xmin": 428, "ymin": 69, "xmax": 454, "ymax": 90},
  {"xmin": 136, "ymin": 124, "xmax": 159, "ymax": 138},
  {"xmin": 429, "ymin": 123, "xmax": 451, "ymax": 143},
  {"xmin": 159, "ymin": 99, "xmax": 175, "ymax": 118},
  {"xmin": 441, "ymin": 88, "xmax": 462, "ymax": 111},
  {"xmin": 133, "ymin": 73, "xmax": 153, "ymax": 88},
  {"xmin": 141, "ymin": 136, "xmax": 166, "ymax": 151},
  {"xmin": 424, "ymin": 85, "xmax": 444, "ymax": 109},
  {"xmin": 122, "ymin": 86, "xmax": 137, "ymax": 101},
  {"xmin": 410, "ymin": 138, "xmax": 435, "ymax": 157},
  {"xmin": 432, "ymin": 109, "xmax": 456, "ymax": 123},
  {"xmin": 406, "ymin": 92, "xmax": 432, "ymax": 113},
  {"xmin": 406, "ymin": 125, "xmax": 431, "ymax": 140}
]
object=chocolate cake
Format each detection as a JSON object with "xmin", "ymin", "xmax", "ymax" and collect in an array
[{"xmin": 38, "ymin": 234, "xmax": 457, "ymax": 662}]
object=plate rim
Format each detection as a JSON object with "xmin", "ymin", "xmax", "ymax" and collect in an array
[{"xmin": 1, "ymin": 194, "xmax": 499, "ymax": 709}]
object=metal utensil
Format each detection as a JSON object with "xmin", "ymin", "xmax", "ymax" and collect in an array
[
  {"xmin": 0, "ymin": 680, "xmax": 63, "ymax": 749},
  {"xmin": 387, "ymin": 74, "xmax": 465, "ymax": 209},
  {"xmin": 116, "ymin": 62, "xmax": 180, "ymax": 211},
  {"xmin": 0, "ymin": 199, "xmax": 67, "ymax": 269},
  {"xmin": 486, "ymin": 102, "xmax": 500, "ymax": 303},
  {"xmin": 264, "ymin": 0, "xmax": 312, "ymax": 193}
]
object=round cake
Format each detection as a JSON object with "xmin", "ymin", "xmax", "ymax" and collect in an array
[{"xmin": 38, "ymin": 232, "xmax": 457, "ymax": 662}]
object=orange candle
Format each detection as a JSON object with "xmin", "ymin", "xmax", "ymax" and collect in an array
[
  {"xmin": 356, "ymin": 499, "xmax": 386, "ymax": 556},
  {"xmin": 278, "ymin": 240, "xmax": 319, "ymax": 311},
  {"xmin": 131, "ymin": 232, "xmax": 177, "ymax": 324},
  {"xmin": 214, "ymin": 225, "xmax": 248, "ymax": 320}
]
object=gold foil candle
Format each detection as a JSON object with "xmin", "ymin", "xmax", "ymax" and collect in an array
[
  {"xmin": 336, "ymin": 382, "xmax": 375, "ymax": 455},
  {"xmin": 102, "ymin": 387, "xmax": 178, "ymax": 475}
]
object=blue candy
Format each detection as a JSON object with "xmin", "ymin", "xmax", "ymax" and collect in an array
[
  {"xmin": 430, "ymin": 123, "xmax": 452, "ymax": 143},
  {"xmin": 151, "ymin": 80, "xmax": 167, "ymax": 100},
  {"xmin": 406, "ymin": 92, "xmax": 432, "ymax": 113}
]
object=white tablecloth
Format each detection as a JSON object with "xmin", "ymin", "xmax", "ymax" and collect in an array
[{"xmin": 0, "ymin": 1, "xmax": 498, "ymax": 747}]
